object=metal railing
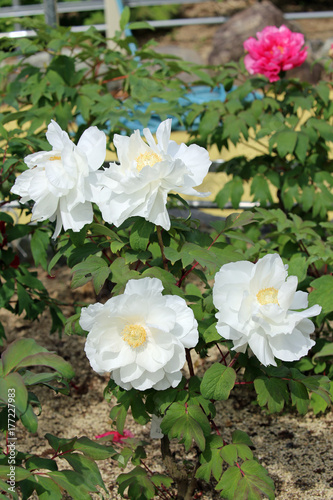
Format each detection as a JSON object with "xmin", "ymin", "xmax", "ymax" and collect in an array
[{"xmin": 1, "ymin": 0, "xmax": 333, "ymax": 38}]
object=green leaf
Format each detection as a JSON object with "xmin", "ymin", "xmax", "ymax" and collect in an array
[
  {"xmin": 308, "ymin": 275, "xmax": 333, "ymax": 314},
  {"xmin": 34, "ymin": 475, "xmax": 62, "ymax": 500},
  {"xmin": 240, "ymin": 460, "xmax": 275, "ymax": 500},
  {"xmin": 274, "ymin": 130, "xmax": 298, "ymax": 158},
  {"xmin": 250, "ymin": 175, "xmax": 273, "ymax": 205},
  {"xmin": 161, "ymin": 402, "xmax": 210, "ymax": 451},
  {"xmin": 89, "ymin": 223, "xmax": 122, "ymax": 241},
  {"xmin": 71, "ymin": 255, "xmax": 110, "ymax": 293},
  {"xmin": 0, "ymin": 372, "xmax": 28, "ymax": 415},
  {"xmin": 216, "ymin": 466, "xmax": 242, "ymax": 496},
  {"xmin": 313, "ymin": 342, "xmax": 333, "ymax": 360},
  {"xmin": 25, "ymin": 456, "xmax": 58, "ymax": 472},
  {"xmin": 254, "ymin": 376, "xmax": 289, "ymax": 413},
  {"xmin": 47, "ymin": 470, "xmax": 94, "ymax": 499},
  {"xmin": 21, "ymin": 403, "xmax": 38, "ymax": 433},
  {"xmin": 199, "ymin": 110, "xmax": 220, "ymax": 138},
  {"xmin": 73, "ymin": 436, "xmax": 116, "ymax": 460},
  {"xmin": 200, "ymin": 364, "xmax": 236, "ymax": 401},
  {"xmin": 0, "ymin": 465, "xmax": 31, "ymax": 481},
  {"xmin": 288, "ymin": 380, "xmax": 310, "ymax": 415},
  {"xmin": 221, "ymin": 444, "xmax": 238, "ymax": 466},
  {"xmin": 294, "ymin": 133, "xmax": 309, "ymax": 164},
  {"xmin": 0, "ymin": 477, "xmax": 19, "ymax": 499},
  {"xmin": 1, "ymin": 339, "xmax": 48, "ymax": 375},
  {"xmin": 14, "ymin": 353, "xmax": 74, "ymax": 380},
  {"xmin": 129, "ymin": 219, "xmax": 154, "ymax": 251},
  {"xmin": 117, "ymin": 466, "xmax": 155, "ymax": 499},
  {"xmin": 232, "ymin": 429, "xmax": 254, "ymax": 447},
  {"xmin": 119, "ymin": 6, "xmax": 130, "ymax": 30},
  {"xmin": 30, "ymin": 229, "xmax": 50, "ymax": 270},
  {"xmin": 63, "ymin": 453, "xmax": 106, "ymax": 492}
]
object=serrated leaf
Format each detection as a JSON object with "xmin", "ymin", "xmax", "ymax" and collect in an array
[
  {"xmin": 288, "ymin": 380, "xmax": 310, "ymax": 415},
  {"xmin": 216, "ymin": 465, "xmax": 242, "ymax": 496},
  {"xmin": 129, "ymin": 219, "xmax": 154, "ymax": 251},
  {"xmin": 221, "ymin": 444, "xmax": 238, "ymax": 466},
  {"xmin": 117, "ymin": 466, "xmax": 156, "ymax": 499},
  {"xmin": 161, "ymin": 402, "xmax": 208, "ymax": 451},
  {"xmin": 254, "ymin": 377, "xmax": 289, "ymax": 413},
  {"xmin": 200, "ymin": 364, "xmax": 236, "ymax": 400},
  {"xmin": 308, "ymin": 275, "xmax": 333, "ymax": 314},
  {"xmin": 232, "ymin": 429, "xmax": 254, "ymax": 447},
  {"xmin": 274, "ymin": 130, "xmax": 298, "ymax": 158},
  {"xmin": 239, "ymin": 460, "xmax": 275, "ymax": 500}
]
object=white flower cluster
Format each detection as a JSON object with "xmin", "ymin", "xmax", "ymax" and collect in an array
[
  {"xmin": 12, "ymin": 121, "xmax": 322, "ymax": 390},
  {"xmin": 11, "ymin": 119, "xmax": 210, "ymax": 237}
]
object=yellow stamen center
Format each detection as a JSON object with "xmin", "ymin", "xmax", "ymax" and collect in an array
[
  {"xmin": 121, "ymin": 324, "xmax": 147, "ymax": 348},
  {"xmin": 256, "ymin": 287, "xmax": 279, "ymax": 306},
  {"xmin": 49, "ymin": 155, "xmax": 61, "ymax": 161},
  {"xmin": 277, "ymin": 45, "xmax": 284, "ymax": 54},
  {"xmin": 136, "ymin": 151, "xmax": 162, "ymax": 172}
]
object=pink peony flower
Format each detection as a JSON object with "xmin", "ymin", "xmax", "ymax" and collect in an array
[{"xmin": 243, "ymin": 25, "xmax": 308, "ymax": 82}]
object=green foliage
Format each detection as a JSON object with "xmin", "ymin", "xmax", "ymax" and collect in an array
[
  {"xmin": 0, "ymin": 338, "xmax": 74, "ymax": 431},
  {"xmin": 0, "ymin": 434, "xmax": 117, "ymax": 499}
]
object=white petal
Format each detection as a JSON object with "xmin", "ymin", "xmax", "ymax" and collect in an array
[
  {"xmin": 290, "ymin": 290, "xmax": 309, "ymax": 310},
  {"xmin": 77, "ymin": 126, "xmax": 106, "ymax": 172},
  {"xmin": 278, "ymin": 276, "xmax": 298, "ymax": 310},
  {"xmin": 124, "ymin": 277, "xmax": 164, "ymax": 297},
  {"xmin": 59, "ymin": 199, "xmax": 93, "ymax": 232},
  {"xmin": 31, "ymin": 194, "xmax": 59, "ymax": 222},
  {"xmin": 46, "ymin": 120, "xmax": 71, "ymax": 150},
  {"xmin": 248, "ymin": 332, "xmax": 276, "ymax": 366},
  {"xmin": 155, "ymin": 119, "xmax": 172, "ymax": 153},
  {"xmin": 269, "ymin": 328, "xmax": 315, "ymax": 362},
  {"xmin": 80, "ymin": 303, "xmax": 105, "ymax": 331},
  {"xmin": 251, "ymin": 254, "xmax": 287, "ymax": 292},
  {"xmin": 119, "ymin": 363, "xmax": 144, "ymax": 383}
]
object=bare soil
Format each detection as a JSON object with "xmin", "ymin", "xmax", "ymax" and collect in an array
[{"xmin": 1, "ymin": 266, "xmax": 332, "ymax": 499}]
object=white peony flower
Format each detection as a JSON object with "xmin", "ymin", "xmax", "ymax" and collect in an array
[
  {"xmin": 80, "ymin": 277, "xmax": 199, "ymax": 391},
  {"xmin": 11, "ymin": 120, "xmax": 106, "ymax": 238},
  {"xmin": 213, "ymin": 254, "xmax": 322, "ymax": 366},
  {"xmin": 94, "ymin": 118, "xmax": 211, "ymax": 230}
]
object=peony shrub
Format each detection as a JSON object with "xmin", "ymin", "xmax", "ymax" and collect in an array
[{"xmin": 0, "ymin": 17, "xmax": 332, "ymax": 500}]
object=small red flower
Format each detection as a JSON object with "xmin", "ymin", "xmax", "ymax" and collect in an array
[{"xmin": 95, "ymin": 429, "xmax": 134, "ymax": 443}]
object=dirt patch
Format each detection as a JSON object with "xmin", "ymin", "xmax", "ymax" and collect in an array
[{"xmin": 1, "ymin": 267, "xmax": 332, "ymax": 499}]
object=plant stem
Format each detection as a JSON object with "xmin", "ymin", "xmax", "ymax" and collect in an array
[
  {"xmin": 228, "ymin": 352, "xmax": 240, "ymax": 368},
  {"xmin": 186, "ymin": 349, "xmax": 195, "ymax": 377},
  {"xmin": 161, "ymin": 435, "xmax": 197, "ymax": 500},
  {"xmin": 156, "ymin": 225, "xmax": 169, "ymax": 271}
]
